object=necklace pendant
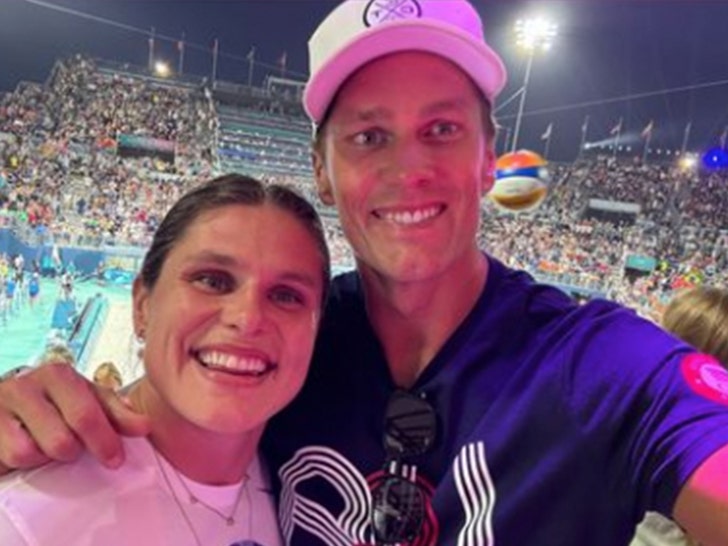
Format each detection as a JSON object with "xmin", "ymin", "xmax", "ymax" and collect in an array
[{"xmin": 226, "ymin": 517, "xmax": 234, "ymax": 526}]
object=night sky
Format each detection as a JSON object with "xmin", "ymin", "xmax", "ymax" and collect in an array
[{"xmin": 2, "ymin": 0, "xmax": 728, "ymax": 161}]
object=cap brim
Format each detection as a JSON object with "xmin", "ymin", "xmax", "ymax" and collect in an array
[{"xmin": 304, "ymin": 20, "xmax": 507, "ymax": 124}]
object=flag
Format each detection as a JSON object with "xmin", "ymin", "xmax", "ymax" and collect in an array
[
  {"xmin": 540, "ymin": 123, "xmax": 553, "ymax": 141},
  {"xmin": 246, "ymin": 47, "xmax": 255, "ymax": 62},
  {"xmin": 581, "ymin": 115, "xmax": 589, "ymax": 134},
  {"xmin": 720, "ymin": 126, "xmax": 728, "ymax": 149},
  {"xmin": 609, "ymin": 118, "xmax": 622, "ymax": 136},
  {"xmin": 640, "ymin": 120, "xmax": 654, "ymax": 139}
]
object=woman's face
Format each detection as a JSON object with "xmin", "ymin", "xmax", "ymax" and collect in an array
[{"xmin": 133, "ymin": 202, "xmax": 325, "ymax": 437}]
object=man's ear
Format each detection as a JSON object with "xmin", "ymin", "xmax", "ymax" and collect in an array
[
  {"xmin": 132, "ymin": 277, "xmax": 150, "ymax": 339},
  {"xmin": 481, "ymin": 147, "xmax": 497, "ymax": 196},
  {"xmin": 311, "ymin": 148, "xmax": 335, "ymax": 206}
]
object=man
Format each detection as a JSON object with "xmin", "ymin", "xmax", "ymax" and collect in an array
[{"xmin": 1, "ymin": 1, "xmax": 728, "ymax": 545}]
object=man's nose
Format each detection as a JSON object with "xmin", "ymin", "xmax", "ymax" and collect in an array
[{"xmin": 389, "ymin": 138, "xmax": 434, "ymax": 186}]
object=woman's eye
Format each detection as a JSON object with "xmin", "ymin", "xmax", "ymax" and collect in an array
[
  {"xmin": 270, "ymin": 287, "xmax": 306, "ymax": 307},
  {"xmin": 192, "ymin": 272, "xmax": 233, "ymax": 293}
]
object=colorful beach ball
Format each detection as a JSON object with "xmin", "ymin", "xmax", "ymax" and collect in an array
[{"xmin": 489, "ymin": 150, "xmax": 550, "ymax": 212}]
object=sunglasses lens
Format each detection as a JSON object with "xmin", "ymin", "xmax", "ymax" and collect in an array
[
  {"xmin": 384, "ymin": 391, "xmax": 437, "ymax": 457},
  {"xmin": 372, "ymin": 476, "xmax": 425, "ymax": 543}
]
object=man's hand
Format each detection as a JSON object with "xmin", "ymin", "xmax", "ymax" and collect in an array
[{"xmin": 0, "ymin": 363, "xmax": 151, "ymax": 475}]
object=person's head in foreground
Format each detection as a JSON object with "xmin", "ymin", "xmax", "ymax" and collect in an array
[
  {"xmin": 92, "ymin": 361, "xmax": 123, "ymax": 390},
  {"xmin": 305, "ymin": 0, "xmax": 505, "ymax": 286},
  {"xmin": 662, "ymin": 285, "xmax": 728, "ymax": 366},
  {"xmin": 36, "ymin": 342, "xmax": 76, "ymax": 367}
]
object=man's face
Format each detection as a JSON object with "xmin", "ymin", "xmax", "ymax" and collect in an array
[{"xmin": 313, "ymin": 52, "xmax": 495, "ymax": 285}]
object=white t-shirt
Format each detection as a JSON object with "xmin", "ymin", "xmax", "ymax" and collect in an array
[
  {"xmin": 0, "ymin": 436, "xmax": 282, "ymax": 546},
  {"xmin": 631, "ymin": 512, "xmax": 698, "ymax": 546}
]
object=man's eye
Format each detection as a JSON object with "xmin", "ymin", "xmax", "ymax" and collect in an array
[
  {"xmin": 352, "ymin": 129, "xmax": 388, "ymax": 147},
  {"xmin": 192, "ymin": 272, "xmax": 233, "ymax": 293},
  {"xmin": 428, "ymin": 121, "xmax": 460, "ymax": 139}
]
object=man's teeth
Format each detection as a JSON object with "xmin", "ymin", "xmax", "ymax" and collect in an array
[
  {"xmin": 197, "ymin": 351, "xmax": 268, "ymax": 374},
  {"xmin": 380, "ymin": 206, "xmax": 440, "ymax": 225}
]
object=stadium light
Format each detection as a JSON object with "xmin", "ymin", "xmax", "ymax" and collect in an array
[
  {"xmin": 154, "ymin": 60, "xmax": 171, "ymax": 78},
  {"xmin": 511, "ymin": 16, "xmax": 558, "ymax": 151},
  {"xmin": 679, "ymin": 155, "xmax": 697, "ymax": 170}
]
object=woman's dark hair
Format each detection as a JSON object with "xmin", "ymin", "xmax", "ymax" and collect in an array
[{"xmin": 139, "ymin": 173, "xmax": 331, "ymax": 305}]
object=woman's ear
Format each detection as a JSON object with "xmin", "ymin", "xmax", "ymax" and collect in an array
[{"xmin": 132, "ymin": 277, "xmax": 150, "ymax": 340}]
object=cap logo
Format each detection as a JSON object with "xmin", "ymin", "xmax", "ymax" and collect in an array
[{"xmin": 363, "ymin": 0, "xmax": 422, "ymax": 28}]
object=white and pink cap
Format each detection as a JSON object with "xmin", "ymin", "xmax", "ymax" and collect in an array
[{"xmin": 303, "ymin": 0, "xmax": 508, "ymax": 125}]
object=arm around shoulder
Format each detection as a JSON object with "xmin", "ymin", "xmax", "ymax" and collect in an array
[
  {"xmin": 0, "ymin": 364, "xmax": 149, "ymax": 473},
  {"xmin": 674, "ymin": 442, "xmax": 728, "ymax": 546}
]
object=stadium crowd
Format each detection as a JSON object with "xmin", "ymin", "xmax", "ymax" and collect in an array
[{"xmin": 1, "ymin": 55, "xmax": 728, "ymax": 323}]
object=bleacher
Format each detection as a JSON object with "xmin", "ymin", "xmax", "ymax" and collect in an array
[
  {"xmin": 2, "ymin": 53, "xmax": 728, "ymax": 323},
  {"xmin": 216, "ymin": 104, "xmax": 311, "ymax": 178}
]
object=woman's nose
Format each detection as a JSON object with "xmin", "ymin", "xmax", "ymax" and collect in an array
[{"xmin": 222, "ymin": 287, "xmax": 267, "ymax": 334}]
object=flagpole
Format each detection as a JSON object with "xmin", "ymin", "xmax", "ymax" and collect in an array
[
  {"xmin": 680, "ymin": 121, "xmax": 692, "ymax": 156},
  {"xmin": 148, "ymin": 27, "xmax": 155, "ymax": 71},
  {"xmin": 612, "ymin": 117, "xmax": 622, "ymax": 161},
  {"xmin": 178, "ymin": 32, "xmax": 185, "ymax": 75},
  {"xmin": 495, "ymin": 126, "xmax": 504, "ymax": 155},
  {"xmin": 502, "ymin": 126, "xmax": 512, "ymax": 155},
  {"xmin": 212, "ymin": 38, "xmax": 219, "ymax": 82},
  {"xmin": 541, "ymin": 123, "xmax": 553, "ymax": 159},
  {"xmin": 247, "ymin": 47, "xmax": 255, "ymax": 87},
  {"xmin": 279, "ymin": 52, "xmax": 287, "ymax": 78},
  {"xmin": 719, "ymin": 125, "xmax": 727, "ymax": 149},
  {"xmin": 579, "ymin": 115, "xmax": 589, "ymax": 158},
  {"xmin": 642, "ymin": 130, "xmax": 651, "ymax": 163},
  {"xmin": 544, "ymin": 132, "xmax": 552, "ymax": 159}
]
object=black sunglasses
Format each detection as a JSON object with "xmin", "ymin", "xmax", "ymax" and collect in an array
[{"xmin": 371, "ymin": 390, "xmax": 437, "ymax": 545}]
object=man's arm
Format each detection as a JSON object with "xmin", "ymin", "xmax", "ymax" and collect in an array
[
  {"xmin": 0, "ymin": 363, "xmax": 150, "ymax": 475},
  {"xmin": 674, "ymin": 442, "xmax": 728, "ymax": 545}
]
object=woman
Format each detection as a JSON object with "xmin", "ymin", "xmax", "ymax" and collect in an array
[
  {"xmin": 0, "ymin": 174, "xmax": 330, "ymax": 546},
  {"xmin": 632, "ymin": 286, "xmax": 728, "ymax": 546},
  {"xmin": 662, "ymin": 286, "xmax": 728, "ymax": 366}
]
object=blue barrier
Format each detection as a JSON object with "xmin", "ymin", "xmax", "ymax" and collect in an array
[
  {"xmin": 50, "ymin": 299, "xmax": 78, "ymax": 331},
  {"xmin": 67, "ymin": 294, "xmax": 109, "ymax": 372},
  {"xmin": 103, "ymin": 268, "xmax": 135, "ymax": 285}
]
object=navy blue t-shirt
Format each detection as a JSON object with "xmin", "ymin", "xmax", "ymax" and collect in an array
[{"xmin": 264, "ymin": 256, "xmax": 728, "ymax": 545}]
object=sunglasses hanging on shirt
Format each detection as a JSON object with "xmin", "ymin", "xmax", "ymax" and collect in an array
[{"xmin": 371, "ymin": 389, "xmax": 438, "ymax": 545}]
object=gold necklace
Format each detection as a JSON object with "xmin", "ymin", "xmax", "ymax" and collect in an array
[
  {"xmin": 153, "ymin": 448, "xmax": 253, "ymax": 545},
  {"xmin": 171, "ymin": 457, "xmax": 249, "ymax": 526}
]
